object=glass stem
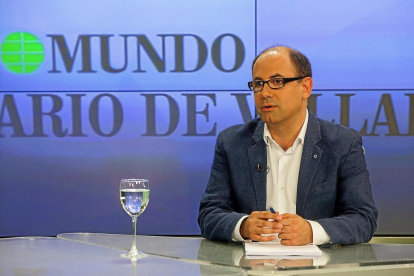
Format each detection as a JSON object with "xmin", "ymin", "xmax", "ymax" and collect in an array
[{"xmin": 131, "ymin": 215, "xmax": 138, "ymax": 255}]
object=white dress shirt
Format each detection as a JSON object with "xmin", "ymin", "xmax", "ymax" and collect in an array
[{"xmin": 232, "ymin": 111, "xmax": 331, "ymax": 245}]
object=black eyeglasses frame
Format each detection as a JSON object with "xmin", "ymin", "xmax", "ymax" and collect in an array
[{"xmin": 247, "ymin": 76, "xmax": 307, "ymax": 93}]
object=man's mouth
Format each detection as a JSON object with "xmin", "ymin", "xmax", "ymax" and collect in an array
[{"xmin": 261, "ymin": 104, "xmax": 276, "ymax": 111}]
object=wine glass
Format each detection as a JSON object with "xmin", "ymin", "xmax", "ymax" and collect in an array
[{"xmin": 119, "ymin": 179, "xmax": 150, "ymax": 260}]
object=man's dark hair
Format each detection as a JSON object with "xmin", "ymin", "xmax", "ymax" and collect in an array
[{"xmin": 252, "ymin": 46, "xmax": 312, "ymax": 78}]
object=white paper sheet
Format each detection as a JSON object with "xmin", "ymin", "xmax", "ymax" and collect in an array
[{"xmin": 244, "ymin": 240, "xmax": 322, "ymax": 256}]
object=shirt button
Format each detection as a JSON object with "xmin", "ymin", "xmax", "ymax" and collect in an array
[{"xmin": 281, "ymin": 187, "xmax": 285, "ymax": 190}]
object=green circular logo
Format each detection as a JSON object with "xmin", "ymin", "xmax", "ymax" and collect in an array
[{"xmin": 1, "ymin": 32, "xmax": 44, "ymax": 74}]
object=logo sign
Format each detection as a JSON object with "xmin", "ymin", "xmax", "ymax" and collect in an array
[{"xmin": 1, "ymin": 32, "xmax": 44, "ymax": 74}]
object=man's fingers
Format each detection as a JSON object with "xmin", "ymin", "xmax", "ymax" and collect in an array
[
  {"xmin": 249, "ymin": 225, "xmax": 282, "ymax": 235},
  {"xmin": 249, "ymin": 216, "xmax": 283, "ymax": 228},
  {"xmin": 250, "ymin": 233, "xmax": 277, "ymax": 242},
  {"xmin": 242, "ymin": 212, "xmax": 284, "ymax": 239},
  {"xmin": 244, "ymin": 211, "xmax": 284, "ymax": 240},
  {"xmin": 251, "ymin": 211, "xmax": 282, "ymax": 221},
  {"xmin": 281, "ymin": 213, "xmax": 297, "ymax": 218},
  {"xmin": 260, "ymin": 228, "xmax": 281, "ymax": 234},
  {"xmin": 260, "ymin": 235, "xmax": 277, "ymax": 242},
  {"xmin": 280, "ymin": 238, "xmax": 304, "ymax": 246},
  {"xmin": 280, "ymin": 218, "xmax": 293, "ymax": 226},
  {"xmin": 254, "ymin": 220, "xmax": 272, "ymax": 227},
  {"xmin": 251, "ymin": 211, "xmax": 274, "ymax": 217},
  {"xmin": 280, "ymin": 239, "xmax": 293, "ymax": 246},
  {"xmin": 279, "ymin": 225, "xmax": 292, "ymax": 233},
  {"xmin": 278, "ymin": 233, "xmax": 292, "ymax": 240},
  {"xmin": 273, "ymin": 214, "xmax": 313, "ymax": 246},
  {"xmin": 254, "ymin": 219, "xmax": 282, "ymax": 228}
]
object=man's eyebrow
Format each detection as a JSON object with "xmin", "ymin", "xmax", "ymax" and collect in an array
[
  {"xmin": 269, "ymin": 73, "xmax": 284, "ymax": 78},
  {"xmin": 253, "ymin": 73, "xmax": 284, "ymax": 80}
]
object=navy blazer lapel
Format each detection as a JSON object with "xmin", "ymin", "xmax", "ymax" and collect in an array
[
  {"xmin": 296, "ymin": 112, "xmax": 323, "ymax": 217},
  {"xmin": 248, "ymin": 120, "xmax": 267, "ymax": 211}
]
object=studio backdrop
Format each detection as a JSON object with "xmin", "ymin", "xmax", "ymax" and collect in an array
[{"xmin": 1, "ymin": 0, "xmax": 413, "ymax": 236}]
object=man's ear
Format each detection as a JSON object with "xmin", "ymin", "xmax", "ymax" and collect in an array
[{"xmin": 302, "ymin": 77, "xmax": 313, "ymax": 99}]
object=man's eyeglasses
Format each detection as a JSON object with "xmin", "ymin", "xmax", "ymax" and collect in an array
[{"xmin": 247, "ymin": 77, "xmax": 307, "ymax": 93}]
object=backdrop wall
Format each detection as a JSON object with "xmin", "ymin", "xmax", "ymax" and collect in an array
[{"xmin": 1, "ymin": 0, "xmax": 413, "ymax": 236}]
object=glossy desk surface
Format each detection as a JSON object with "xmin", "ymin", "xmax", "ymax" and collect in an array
[
  {"xmin": 0, "ymin": 236, "xmax": 240, "ymax": 276},
  {"xmin": 1, "ymin": 233, "xmax": 414, "ymax": 275}
]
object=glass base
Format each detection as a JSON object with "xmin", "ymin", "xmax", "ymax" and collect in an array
[{"xmin": 120, "ymin": 250, "xmax": 148, "ymax": 262}]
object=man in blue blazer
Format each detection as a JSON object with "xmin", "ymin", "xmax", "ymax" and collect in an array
[{"xmin": 198, "ymin": 46, "xmax": 378, "ymax": 245}]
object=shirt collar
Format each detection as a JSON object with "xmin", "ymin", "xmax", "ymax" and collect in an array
[{"xmin": 263, "ymin": 110, "xmax": 309, "ymax": 148}]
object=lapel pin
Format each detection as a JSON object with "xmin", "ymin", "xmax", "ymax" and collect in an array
[{"xmin": 313, "ymin": 154, "xmax": 318, "ymax": 159}]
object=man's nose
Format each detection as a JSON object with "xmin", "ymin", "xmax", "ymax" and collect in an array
[{"xmin": 260, "ymin": 82, "xmax": 273, "ymax": 98}]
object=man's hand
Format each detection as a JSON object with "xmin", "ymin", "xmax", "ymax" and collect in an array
[
  {"xmin": 278, "ymin": 213, "xmax": 313, "ymax": 245},
  {"xmin": 240, "ymin": 211, "xmax": 283, "ymax": 241}
]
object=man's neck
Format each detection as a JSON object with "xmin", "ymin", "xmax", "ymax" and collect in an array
[{"xmin": 267, "ymin": 108, "xmax": 307, "ymax": 151}]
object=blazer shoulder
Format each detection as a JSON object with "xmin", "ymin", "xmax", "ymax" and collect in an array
[
  {"xmin": 316, "ymin": 117, "xmax": 362, "ymax": 149},
  {"xmin": 218, "ymin": 118, "xmax": 263, "ymax": 146}
]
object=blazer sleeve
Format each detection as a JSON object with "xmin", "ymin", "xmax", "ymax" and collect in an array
[
  {"xmin": 316, "ymin": 131, "xmax": 378, "ymax": 245},
  {"xmin": 197, "ymin": 132, "xmax": 246, "ymax": 242}
]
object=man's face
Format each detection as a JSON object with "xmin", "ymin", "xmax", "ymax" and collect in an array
[{"xmin": 253, "ymin": 49, "xmax": 310, "ymax": 127}]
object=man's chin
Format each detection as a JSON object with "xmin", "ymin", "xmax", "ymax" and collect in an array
[{"xmin": 259, "ymin": 114, "xmax": 283, "ymax": 125}]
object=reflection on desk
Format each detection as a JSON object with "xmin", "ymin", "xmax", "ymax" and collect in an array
[
  {"xmin": 0, "ymin": 237, "xmax": 241, "ymax": 276},
  {"xmin": 56, "ymin": 233, "xmax": 414, "ymax": 274},
  {"xmin": 197, "ymin": 239, "xmax": 379, "ymax": 269}
]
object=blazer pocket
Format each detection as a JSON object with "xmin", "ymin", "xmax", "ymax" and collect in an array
[{"xmin": 312, "ymin": 177, "xmax": 337, "ymax": 194}]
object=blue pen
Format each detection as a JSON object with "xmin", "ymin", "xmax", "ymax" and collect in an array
[{"xmin": 270, "ymin": 207, "xmax": 276, "ymax": 214}]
